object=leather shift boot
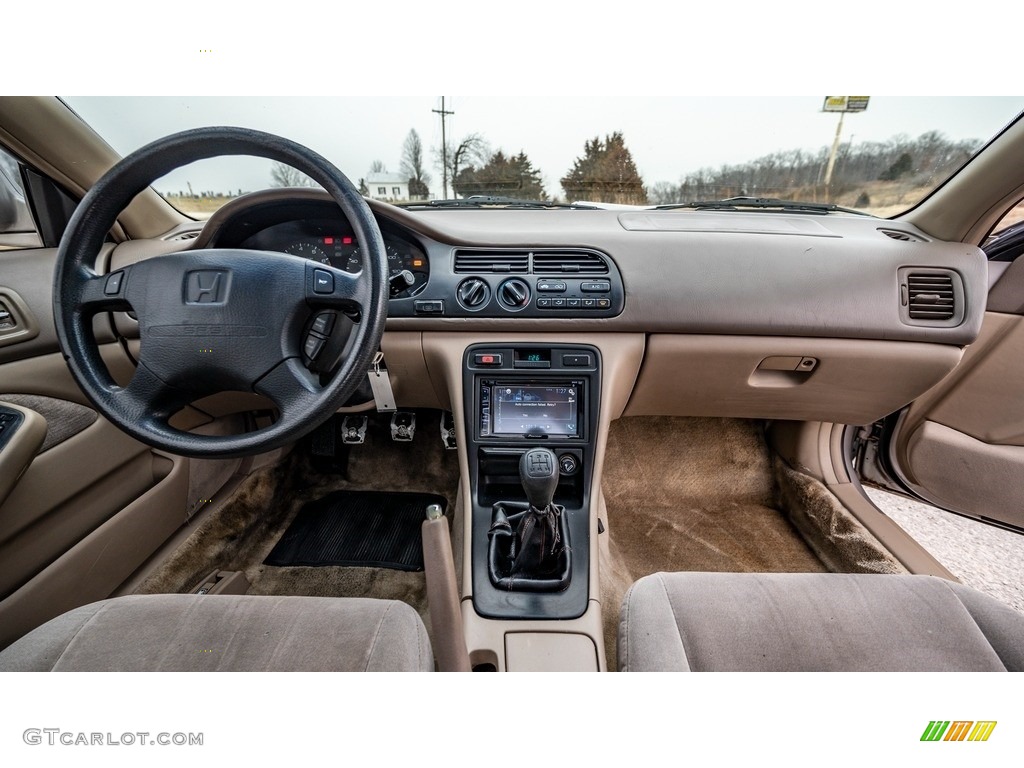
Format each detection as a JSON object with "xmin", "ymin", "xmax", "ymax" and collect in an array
[{"xmin": 487, "ymin": 501, "xmax": 571, "ymax": 592}]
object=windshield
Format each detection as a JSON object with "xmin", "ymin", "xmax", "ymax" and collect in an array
[{"xmin": 63, "ymin": 96, "xmax": 1022, "ymax": 219}]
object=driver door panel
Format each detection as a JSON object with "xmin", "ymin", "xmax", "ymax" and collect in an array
[{"xmin": 0, "ymin": 247, "xmax": 192, "ymax": 648}]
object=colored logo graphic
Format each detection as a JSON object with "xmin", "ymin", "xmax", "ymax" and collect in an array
[{"xmin": 921, "ymin": 721, "xmax": 997, "ymax": 742}]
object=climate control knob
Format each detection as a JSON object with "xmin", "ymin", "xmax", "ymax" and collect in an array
[
  {"xmin": 457, "ymin": 277, "xmax": 490, "ymax": 309},
  {"xmin": 497, "ymin": 278, "xmax": 530, "ymax": 309}
]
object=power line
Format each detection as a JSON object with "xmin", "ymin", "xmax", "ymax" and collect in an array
[{"xmin": 432, "ymin": 97, "xmax": 455, "ymax": 198}]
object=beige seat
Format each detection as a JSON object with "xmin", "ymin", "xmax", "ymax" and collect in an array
[
  {"xmin": 619, "ymin": 572, "xmax": 1024, "ymax": 672},
  {"xmin": 0, "ymin": 594, "xmax": 433, "ymax": 672}
]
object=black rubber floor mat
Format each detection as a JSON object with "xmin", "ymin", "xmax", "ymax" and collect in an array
[{"xmin": 264, "ymin": 491, "xmax": 446, "ymax": 571}]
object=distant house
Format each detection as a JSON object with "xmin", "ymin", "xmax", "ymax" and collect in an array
[{"xmin": 365, "ymin": 173, "xmax": 412, "ymax": 203}]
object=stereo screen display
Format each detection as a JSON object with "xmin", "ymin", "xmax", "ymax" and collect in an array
[{"xmin": 485, "ymin": 383, "xmax": 580, "ymax": 437}]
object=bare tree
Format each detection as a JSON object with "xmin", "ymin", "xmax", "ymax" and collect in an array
[
  {"xmin": 400, "ymin": 129, "xmax": 431, "ymax": 198},
  {"xmin": 269, "ymin": 162, "xmax": 316, "ymax": 188},
  {"xmin": 434, "ymin": 133, "xmax": 490, "ymax": 197},
  {"xmin": 369, "ymin": 160, "xmax": 387, "ymax": 174}
]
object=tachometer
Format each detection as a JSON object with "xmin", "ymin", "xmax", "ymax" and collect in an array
[{"xmin": 285, "ymin": 241, "xmax": 329, "ymax": 263}]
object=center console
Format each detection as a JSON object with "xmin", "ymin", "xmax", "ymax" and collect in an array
[{"xmin": 463, "ymin": 342, "xmax": 600, "ymax": 619}]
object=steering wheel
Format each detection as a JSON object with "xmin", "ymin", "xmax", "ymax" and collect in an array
[{"xmin": 52, "ymin": 127, "xmax": 388, "ymax": 458}]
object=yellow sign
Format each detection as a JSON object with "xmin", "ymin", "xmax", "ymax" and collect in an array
[{"xmin": 823, "ymin": 96, "xmax": 870, "ymax": 112}]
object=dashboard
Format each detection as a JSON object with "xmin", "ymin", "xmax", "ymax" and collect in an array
[
  {"xmin": 145, "ymin": 187, "xmax": 988, "ymax": 427},
  {"xmin": 191, "ymin": 190, "xmax": 987, "ymax": 347}
]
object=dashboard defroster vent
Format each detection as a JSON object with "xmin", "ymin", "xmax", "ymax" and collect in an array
[
  {"xmin": 454, "ymin": 250, "xmax": 529, "ymax": 274},
  {"xmin": 532, "ymin": 251, "xmax": 609, "ymax": 274},
  {"xmin": 879, "ymin": 229, "xmax": 924, "ymax": 243}
]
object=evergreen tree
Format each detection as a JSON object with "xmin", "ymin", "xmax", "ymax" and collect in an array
[
  {"xmin": 453, "ymin": 150, "xmax": 546, "ymax": 199},
  {"xmin": 561, "ymin": 132, "xmax": 647, "ymax": 204}
]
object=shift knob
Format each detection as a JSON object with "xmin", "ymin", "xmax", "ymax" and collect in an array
[{"xmin": 519, "ymin": 448, "xmax": 559, "ymax": 509}]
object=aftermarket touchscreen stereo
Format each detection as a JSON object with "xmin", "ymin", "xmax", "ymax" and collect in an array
[{"xmin": 479, "ymin": 380, "xmax": 585, "ymax": 439}]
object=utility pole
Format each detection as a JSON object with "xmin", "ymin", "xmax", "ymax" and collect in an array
[
  {"xmin": 822, "ymin": 110, "xmax": 845, "ymax": 196},
  {"xmin": 821, "ymin": 96, "xmax": 869, "ymax": 202},
  {"xmin": 433, "ymin": 97, "xmax": 455, "ymax": 199}
]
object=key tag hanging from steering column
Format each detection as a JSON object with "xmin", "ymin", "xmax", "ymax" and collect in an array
[{"xmin": 368, "ymin": 351, "xmax": 396, "ymax": 412}]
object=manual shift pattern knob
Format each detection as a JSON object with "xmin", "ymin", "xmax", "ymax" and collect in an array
[{"xmin": 520, "ymin": 448, "xmax": 559, "ymax": 510}]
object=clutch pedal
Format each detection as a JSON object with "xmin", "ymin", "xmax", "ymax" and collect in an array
[{"xmin": 391, "ymin": 411, "xmax": 416, "ymax": 441}]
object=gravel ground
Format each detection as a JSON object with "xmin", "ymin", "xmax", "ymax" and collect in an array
[{"xmin": 865, "ymin": 486, "xmax": 1024, "ymax": 614}]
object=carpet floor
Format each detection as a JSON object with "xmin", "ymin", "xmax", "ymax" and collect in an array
[
  {"xmin": 136, "ymin": 411, "xmax": 460, "ymax": 636},
  {"xmin": 599, "ymin": 417, "xmax": 828, "ymax": 668}
]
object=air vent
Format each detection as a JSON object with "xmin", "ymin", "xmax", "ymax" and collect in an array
[
  {"xmin": 907, "ymin": 272, "xmax": 955, "ymax": 321},
  {"xmin": 880, "ymin": 229, "xmax": 923, "ymax": 243},
  {"xmin": 532, "ymin": 251, "xmax": 609, "ymax": 274},
  {"xmin": 168, "ymin": 230, "xmax": 201, "ymax": 242},
  {"xmin": 454, "ymin": 250, "xmax": 529, "ymax": 274}
]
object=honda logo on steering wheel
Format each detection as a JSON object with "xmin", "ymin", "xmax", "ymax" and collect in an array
[{"xmin": 186, "ymin": 270, "xmax": 230, "ymax": 304}]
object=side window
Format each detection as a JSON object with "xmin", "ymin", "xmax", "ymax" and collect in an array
[
  {"xmin": 985, "ymin": 198, "xmax": 1024, "ymax": 262},
  {"xmin": 990, "ymin": 199, "xmax": 1024, "ymax": 238},
  {"xmin": 0, "ymin": 145, "xmax": 41, "ymax": 250}
]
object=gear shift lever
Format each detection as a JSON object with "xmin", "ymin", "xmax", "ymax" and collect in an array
[
  {"xmin": 520, "ymin": 448, "xmax": 559, "ymax": 509},
  {"xmin": 487, "ymin": 447, "xmax": 571, "ymax": 592}
]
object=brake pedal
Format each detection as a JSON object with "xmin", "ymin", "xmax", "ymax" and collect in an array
[
  {"xmin": 391, "ymin": 411, "xmax": 416, "ymax": 441},
  {"xmin": 441, "ymin": 411, "xmax": 457, "ymax": 450},
  {"xmin": 341, "ymin": 415, "xmax": 368, "ymax": 445}
]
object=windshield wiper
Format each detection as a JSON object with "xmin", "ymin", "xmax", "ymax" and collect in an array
[
  {"xmin": 654, "ymin": 196, "xmax": 871, "ymax": 216},
  {"xmin": 400, "ymin": 196, "xmax": 600, "ymax": 210}
]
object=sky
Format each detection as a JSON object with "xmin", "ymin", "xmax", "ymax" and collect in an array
[
  {"xmin": 13, "ymin": 2, "xmax": 1023, "ymax": 201},
  {"xmin": 64, "ymin": 96, "xmax": 1023, "ymax": 200}
]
